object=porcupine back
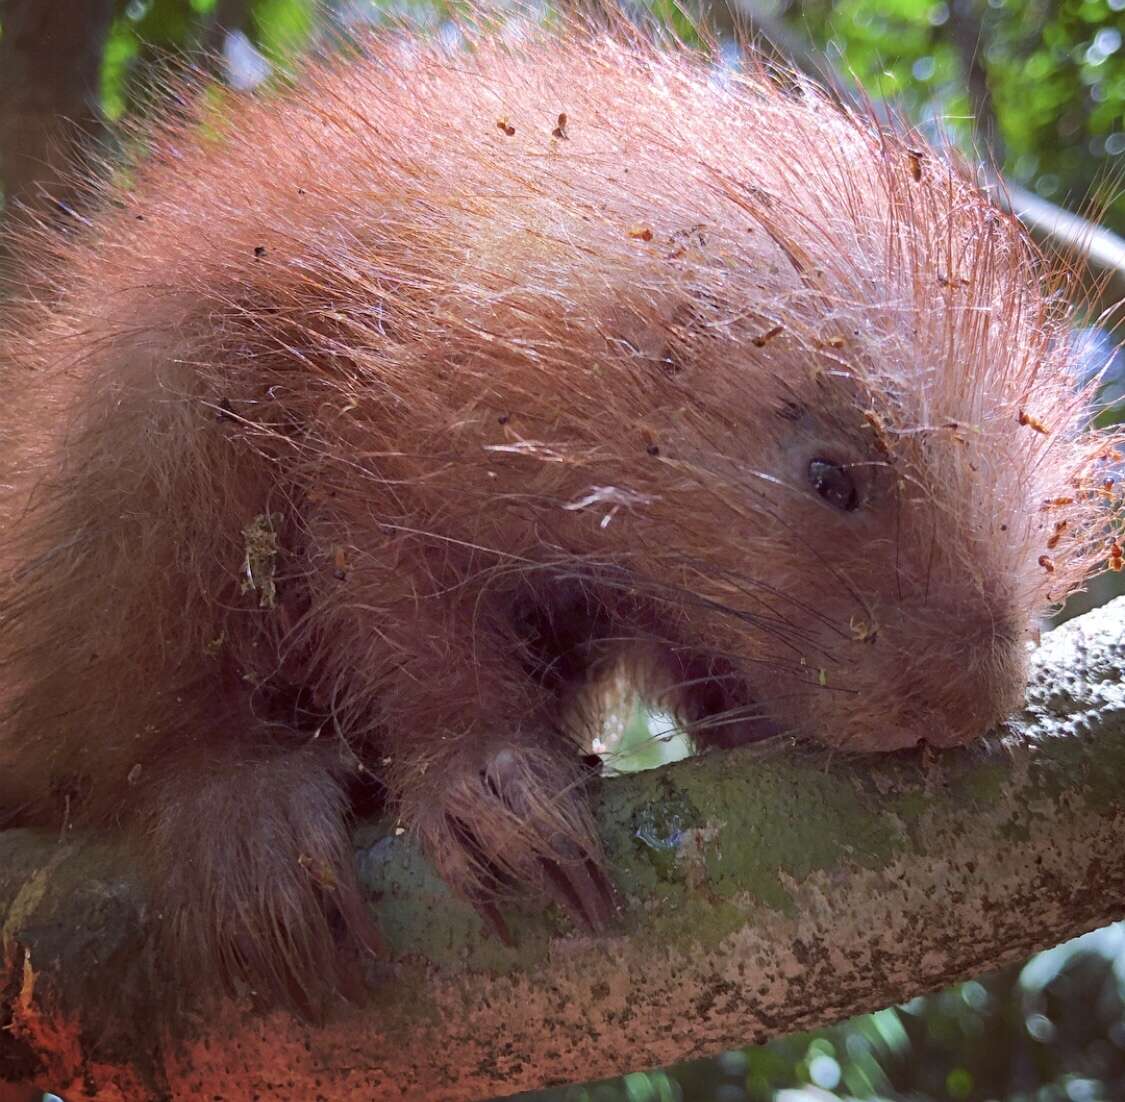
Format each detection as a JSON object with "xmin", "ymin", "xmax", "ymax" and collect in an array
[{"xmin": 0, "ymin": 17, "xmax": 1120, "ymax": 1003}]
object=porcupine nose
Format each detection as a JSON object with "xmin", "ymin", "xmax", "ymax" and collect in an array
[
  {"xmin": 886, "ymin": 608, "xmax": 1029, "ymax": 749},
  {"xmin": 827, "ymin": 595, "xmax": 1030, "ymax": 752}
]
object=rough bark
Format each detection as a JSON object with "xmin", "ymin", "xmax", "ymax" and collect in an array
[{"xmin": 0, "ymin": 599, "xmax": 1122, "ymax": 1101}]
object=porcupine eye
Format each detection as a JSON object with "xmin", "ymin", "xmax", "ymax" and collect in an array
[{"xmin": 808, "ymin": 458, "xmax": 859, "ymax": 512}]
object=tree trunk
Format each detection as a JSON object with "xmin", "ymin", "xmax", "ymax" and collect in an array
[
  {"xmin": 0, "ymin": 0, "xmax": 115, "ymax": 220},
  {"xmin": 1, "ymin": 599, "xmax": 1123, "ymax": 1100},
  {"xmin": 946, "ymin": 0, "xmax": 1005, "ymax": 166}
]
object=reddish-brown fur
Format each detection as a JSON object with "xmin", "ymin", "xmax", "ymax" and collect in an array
[{"xmin": 1, "ymin": 19, "xmax": 1121, "ymax": 1014}]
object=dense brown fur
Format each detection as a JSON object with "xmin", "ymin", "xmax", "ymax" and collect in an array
[{"xmin": 1, "ymin": 19, "xmax": 1122, "ymax": 1014}]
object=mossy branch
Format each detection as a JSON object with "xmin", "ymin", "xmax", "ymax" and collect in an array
[{"xmin": 1, "ymin": 599, "xmax": 1124, "ymax": 1101}]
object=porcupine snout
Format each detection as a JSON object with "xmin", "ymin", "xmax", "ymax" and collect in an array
[{"xmin": 821, "ymin": 598, "xmax": 1031, "ymax": 752}]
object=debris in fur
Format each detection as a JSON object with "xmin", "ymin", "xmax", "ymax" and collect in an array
[{"xmin": 240, "ymin": 513, "xmax": 280, "ymax": 609}]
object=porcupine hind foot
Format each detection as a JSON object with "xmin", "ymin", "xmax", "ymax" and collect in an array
[{"xmin": 140, "ymin": 737, "xmax": 378, "ymax": 1018}]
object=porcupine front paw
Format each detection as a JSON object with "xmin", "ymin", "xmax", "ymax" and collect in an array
[
  {"xmin": 142, "ymin": 742, "xmax": 379, "ymax": 1018},
  {"xmin": 402, "ymin": 740, "xmax": 618, "ymax": 938}
]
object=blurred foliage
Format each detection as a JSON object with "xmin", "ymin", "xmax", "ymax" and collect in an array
[
  {"xmin": 100, "ymin": 0, "xmax": 315, "ymax": 117},
  {"xmin": 3, "ymin": 1, "xmax": 1123, "ymax": 1099},
  {"xmin": 103, "ymin": 0, "xmax": 213, "ymax": 118},
  {"xmin": 774, "ymin": 0, "xmax": 1125, "ymax": 234}
]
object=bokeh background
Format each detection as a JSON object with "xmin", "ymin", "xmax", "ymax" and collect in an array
[{"xmin": 1, "ymin": 2, "xmax": 1123, "ymax": 1100}]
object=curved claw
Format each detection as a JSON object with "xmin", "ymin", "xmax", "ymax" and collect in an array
[
  {"xmin": 468, "ymin": 857, "xmax": 619, "ymax": 940},
  {"xmin": 540, "ymin": 856, "xmax": 621, "ymax": 933},
  {"xmin": 475, "ymin": 899, "xmax": 514, "ymax": 946}
]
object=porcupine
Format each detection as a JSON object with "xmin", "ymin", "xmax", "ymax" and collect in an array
[{"xmin": 1, "ymin": 15, "xmax": 1121, "ymax": 1014}]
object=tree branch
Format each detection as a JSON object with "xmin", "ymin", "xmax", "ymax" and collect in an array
[{"xmin": 1, "ymin": 599, "xmax": 1123, "ymax": 1101}]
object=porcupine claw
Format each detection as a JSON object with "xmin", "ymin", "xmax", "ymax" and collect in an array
[
  {"xmin": 536, "ymin": 749, "xmax": 620, "ymax": 934},
  {"xmin": 540, "ymin": 853, "xmax": 621, "ymax": 934},
  {"xmin": 470, "ymin": 855, "xmax": 619, "ymax": 945}
]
